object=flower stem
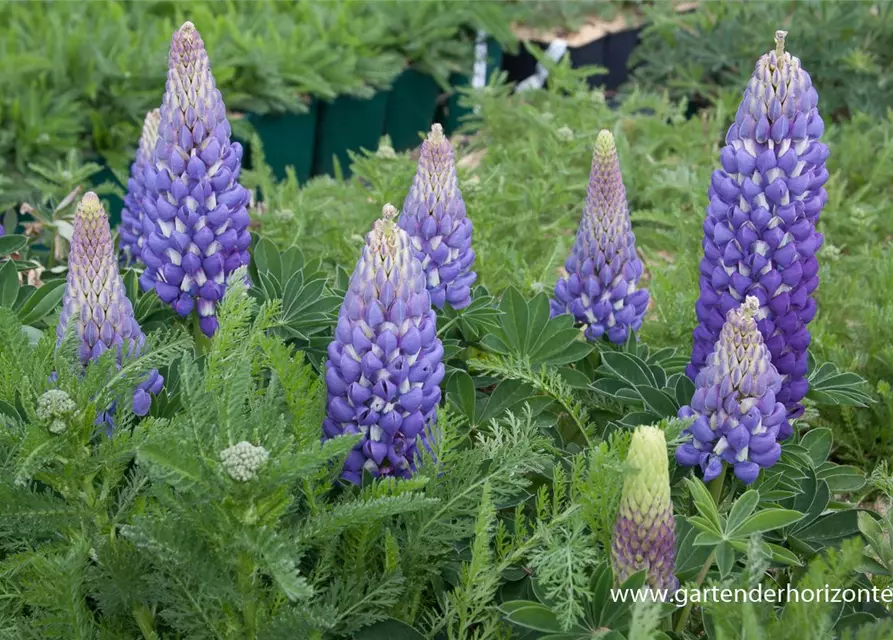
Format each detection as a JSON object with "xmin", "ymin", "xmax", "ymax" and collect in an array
[
  {"xmin": 674, "ymin": 464, "xmax": 727, "ymax": 634},
  {"xmin": 192, "ymin": 314, "xmax": 212, "ymax": 356}
]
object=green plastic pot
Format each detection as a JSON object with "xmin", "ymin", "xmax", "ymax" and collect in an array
[
  {"xmin": 383, "ymin": 68, "xmax": 442, "ymax": 152},
  {"xmin": 245, "ymin": 98, "xmax": 318, "ymax": 184},
  {"xmin": 313, "ymin": 91, "xmax": 390, "ymax": 178},
  {"xmin": 441, "ymin": 38, "xmax": 503, "ymax": 136}
]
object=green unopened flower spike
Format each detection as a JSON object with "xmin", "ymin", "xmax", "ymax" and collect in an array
[
  {"xmin": 611, "ymin": 425, "xmax": 678, "ymax": 594},
  {"xmin": 220, "ymin": 441, "xmax": 270, "ymax": 482}
]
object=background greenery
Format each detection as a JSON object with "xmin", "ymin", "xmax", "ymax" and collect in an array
[{"xmin": 1, "ymin": 1, "xmax": 893, "ymax": 637}]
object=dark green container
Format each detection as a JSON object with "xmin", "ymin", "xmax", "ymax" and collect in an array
[
  {"xmin": 383, "ymin": 68, "xmax": 442, "ymax": 152},
  {"xmin": 312, "ymin": 91, "xmax": 390, "ymax": 178},
  {"xmin": 440, "ymin": 38, "xmax": 504, "ymax": 136},
  {"xmin": 245, "ymin": 98, "xmax": 318, "ymax": 184}
]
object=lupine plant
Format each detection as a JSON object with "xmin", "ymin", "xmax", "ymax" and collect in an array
[
  {"xmin": 119, "ymin": 108, "xmax": 160, "ymax": 265},
  {"xmin": 0, "ymin": 15, "xmax": 889, "ymax": 640},
  {"xmin": 323, "ymin": 204, "xmax": 445, "ymax": 483},
  {"xmin": 398, "ymin": 123, "xmax": 477, "ymax": 310},
  {"xmin": 551, "ymin": 129, "xmax": 649, "ymax": 343},
  {"xmin": 611, "ymin": 424, "xmax": 677, "ymax": 593},
  {"xmin": 138, "ymin": 21, "xmax": 251, "ymax": 337},
  {"xmin": 687, "ymin": 30, "xmax": 828, "ymax": 423},
  {"xmin": 56, "ymin": 192, "xmax": 163, "ymax": 428},
  {"xmin": 676, "ymin": 296, "xmax": 788, "ymax": 484}
]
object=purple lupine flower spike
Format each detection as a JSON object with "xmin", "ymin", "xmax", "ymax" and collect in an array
[
  {"xmin": 677, "ymin": 296, "xmax": 789, "ymax": 485},
  {"xmin": 324, "ymin": 204, "xmax": 445, "ymax": 484},
  {"xmin": 551, "ymin": 130, "xmax": 648, "ymax": 343},
  {"xmin": 612, "ymin": 425, "xmax": 677, "ymax": 595},
  {"xmin": 398, "ymin": 124, "xmax": 476, "ymax": 310},
  {"xmin": 687, "ymin": 31, "xmax": 828, "ymax": 427},
  {"xmin": 57, "ymin": 193, "xmax": 164, "ymax": 422},
  {"xmin": 139, "ymin": 22, "xmax": 251, "ymax": 337},
  {"xmin": 120, "ymin": 109, "xmax": 161, "ymax": 265}
]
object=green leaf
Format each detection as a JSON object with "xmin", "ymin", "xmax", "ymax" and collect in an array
[
  {"xmin": 17, "ymin": 280, "xmax": 65, "ymax": 325},
  {"xmin": 715, "ymin": 541, "xmax": 735, "ymax": 578},
  {"xmin": 599, "ymin": 352, "xmax": 656, "ymax": 387},
  {"xmin": 796, "ymin": 509, "xmax": 861, "ymax": 544},
  {"xmin": 635, "ymin": 384, "xmax": 678, "ymax": 417},
  {"xmin": 725, "ymin": 490, "xmax": 760, "ymax": 534},
  {"xmin": 446, "ymin": 369, "xmax": 476, "ymax": 423},
  {"xmin": 685, "ymin": 477, "xmax": 723, "ymax": 533},
  {"xmin": 502, "ymin": 602, "xmax": 565, "ymax": 633},
  {"xmin": 0, "ymin": 235, "xmax": 27, "ymax": 256},
  {"xmin": 354, "ymin": 618, "xmax": 427, "ymax": 640},
  {"xmin": 0, "ymin": 260, "xmax": 19, "ymax": 308},
  {"xmin": 730, "ymin": 509, "xmax": 804, "ymax": 537},
  {"xmin": 799, "ymin": 428, "xmax": 832, "ymax": 467},
  {"xmin": 816, "ymin": 463, "xmax": 866, "ymax": 492}
]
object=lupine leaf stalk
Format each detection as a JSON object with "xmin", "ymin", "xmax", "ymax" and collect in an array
[
  {"xmin": 398, "ymin": 124, "xmax": 476, "ymax": 310},
  {"xmin": 611, "ymin": 424, "xmax": 677, "ymax": 594},
  {"xmin": 687, "ymin": 31, "xmax": 828, "ymax": 426},
  {"xmin": 551, "ymin": 129, "xmax": 648, "ymax": 343},
  {"xmin": 677, "ymin": 296, "xmax": 789, "ymax": 485},
  {"xmin": 57, "ymin": 193, "xmax": 163, "ymax": 428},
  {"xmin": 139, "ymin": 22, "xmax": 251, "ymax": 337},
  {"xmin": 323, "ymin": 204, "xmax": 445, "ymax": 484},
  {"xmin": 120, "ymin": 108, "xmax": 161, "ymax": 265}
]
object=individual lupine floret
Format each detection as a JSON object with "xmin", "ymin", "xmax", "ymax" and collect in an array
[
  {"xmin": 56, "ymin": 193, "xmax": 164, "ymax": 422},
  {"xmin": 551, "ymin": 130, "xmax": 648, "ymax": 343},
  {"xmin": 324, "ymin": 204, "xmax": 445, "ymax": 484},
  {"xmin": 120, "ymin": 109, "xmax": 161, "ymax": 265},
  {"xmin": 36, "ymin": 389, "xmax": 77, "ymax": 435},
  {"xmin": 139, "ymin": 22, "xmax": 251, "ymax": 337},
  {"xmin": 398, "ymin": 124, "xmax": 476, "ymax": 310},
  {"xmin": 220, "ymin": 441, "xmax": 270, "ymax": 482},
  {"xmin": 611, "ymin": 425, "xmax": 677, "ymax": 594},
  {"xmin": 677, "ymin": 297, "xmax": 788, "ymax": 485},
  {"xmin": 687, "ymin": 31, "xmax": 828, "ymax": 424}
]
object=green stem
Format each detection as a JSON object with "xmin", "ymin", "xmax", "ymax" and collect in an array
[
  {"xmin": 133, "ymin": 602, "xmax": 158, "ymax": 640},
  {"xmin": 192, "ymin": 314, "xmax": 212, "ymax": 356},
  {"xmin": 674, "ymin": 464, "xmax": 727, "ymax": 634}
]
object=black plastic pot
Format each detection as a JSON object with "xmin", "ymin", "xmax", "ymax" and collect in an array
[
  {"xmin": 440, "ymin": 38, "xmax": 504, "ymax": 136},
  {"xmin": 383, "ymin": 68, "xmax": 442, "ymax": 151},
  {"xmin": 604, "ymin": 26, "xmax": 643, "ymax": 90},
  {"xmin": 245, "ymin": 98, "xmax": 318, "ymax": 185},
  {"xmin": 313, "ymin": 91, "xmax": 390, "ymax": 178}
]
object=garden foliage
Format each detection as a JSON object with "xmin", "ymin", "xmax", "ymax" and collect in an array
[{"xmin": 0, "ymin": 7, "xmax": 892, "ymax": 640}]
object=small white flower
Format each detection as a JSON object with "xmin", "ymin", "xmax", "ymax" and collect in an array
[{"xmin": 220, "ymin": 441, "xmax": 270, "ymax": 482}]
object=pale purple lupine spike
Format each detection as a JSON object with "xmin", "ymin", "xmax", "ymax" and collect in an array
[
  {"xmin": 324, "ymin": 204, "xmax": 445, "ymax": 484},
  {"xmin": 398, "ymin": 124, "xmax": 476, "ymax": 310},
  {"xmin": 120, "ymin": 109, "xmax": 161, "ymax": 265},
  {"xmin": 57, "ymin": 193, "xmax": 164, "ymax": 421},
  {"xmin": 139, "ymin": 22, "xmax": 251, "ymax": 337},
  {"xmin": 612, "ymin": 425, "xmax": 677, "ymax": 594},
  {"xmin": 677, "ymin": 296, "xmax": 788, "ymax": 485},
  {"xmin": 551, "ymin": 130, "xmax": 648, "ymax": 343},
  {"xmin": 688, "ymin": 31, "xmax": 828, "ymax": 428}
]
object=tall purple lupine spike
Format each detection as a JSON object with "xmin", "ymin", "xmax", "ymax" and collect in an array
[
  {"xmin": 551, "ymin": 130, "xmax": 648, "ymax": 343},
  {"xmin": 324, "ymin": 204, "xmax": 445, "ymax": 484},
  {"xmin": 120, "ymin": 108, "xmax": 161, "ymax": 265},
  {"xmin": 398, "ymin": 124, "xmax": 476, "ymax": 310},
  {"xmin": 677, "ymin": 296, "xmax": 789, "ymax": 485},
  {"xmin": 57, "ymin": 193, "xmax": 163, "ymax": 421},
  {"xmin": 139, "ymin": 22, "xmax": 251, "ymax": 337},
  {"xmin": 687, "ymin": 31, "xmax": 828, "ymax": 427}
]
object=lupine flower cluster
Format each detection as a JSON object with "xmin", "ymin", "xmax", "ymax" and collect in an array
[
  {"xmin": 57, "ymin": 193, "xmax": 163, "ymax": 427},
  {"xmin": 687, "ymin": 31, "xmax": 828, "ymax": 423},
  {"xmin": 677, "ymin": 296, "xmax": 788, "ymax": 485},
  {"xmin": 323, "ymin": 204, "xmax": 445, "ymax": 484},
  {"xmin": 612, "ymin": 425, "xmax": 677, "ymax": 593},
  {"xmin": 120, "ymin": 108, "xmax": 161, "ymax": 265},
  {"xmin": 138, "ymin": 21, "xmax": 251, "ymax": 337},
  {"xmin": 551, "ymin": 130, "xmax": 648, "ymax": 343},
  {"xmin": 398, "ymin": 124, "xmax": 476, "ymax": 310}
]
